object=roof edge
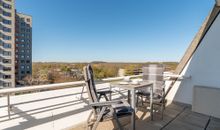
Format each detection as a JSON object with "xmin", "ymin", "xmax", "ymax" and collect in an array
[
  {"xmin": 216, "ymin": 0, "xmax": 220, "ymax": 6},
  {"xmin": 175, "ymin": 5, "xmax": 220, "ymax": 74}
]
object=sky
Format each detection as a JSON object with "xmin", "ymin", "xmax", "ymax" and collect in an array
[{"xmin": 16, "ymin": 0, "xmax": 215, "ymax": 62}]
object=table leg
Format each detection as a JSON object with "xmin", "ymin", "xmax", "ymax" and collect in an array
[
  {"xmin": 109, "ymin": 84, "xmax": 112, "ymax": 101},
  {"xmin": 128, "ymin": 90, "xmax": 131, "ymax": 104},
  {"xmin": 131, "ymin": 89, "xmax": 136, "ymax": 130}
]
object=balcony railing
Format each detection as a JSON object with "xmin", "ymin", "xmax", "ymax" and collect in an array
[
  {"xmin": 0, "ymin": 73, "xmax": 186, "ymax": 130},
  {"xmin": 0, "ymin": 75, "xmax": 143, "ymax": 118}
]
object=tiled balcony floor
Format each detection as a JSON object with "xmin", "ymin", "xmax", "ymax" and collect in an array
[{"xmin": 70, "ymin": 102, "xmax": 220, "ymax": 130}]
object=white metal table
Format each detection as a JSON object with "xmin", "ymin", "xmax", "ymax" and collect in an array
[{"xmin": 111, "ymin": 81, "xmax": 153, "ymax": 130}]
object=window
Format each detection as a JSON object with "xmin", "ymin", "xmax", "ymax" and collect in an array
[
  {"xmin": 20, "ymin": 60, "xmax": 25, "ymax": 63},
  {"xmin": 26, "ymin": 55, "xmax": 30, "ymax": 58},
  {"xmin": 3, "ymin": 82, "xmax": 11, "ymax": 87},
  {"xmin": 26, "ymin": 29, "xmax": 31, "ymax": 32},
  {"xmin": 21, "ymin": 22, "xmax": 25, "ymax": 26},
  {"xmin": 21, "ymin": 66, "xmax": 25, "ymax": 69},
  {"xmin": 3, "ymin": 27, "xmax": 11, "ymax": 32},
  {"xmin": 3, "ymin": 3, "xmax": 12, "ymax": 9},
  {"xmin": 21, "ymin": 39, "xmax": 25, "ymax": 42},
  {"xmin": 26, "ymin": 60, "xmax": 31, "ymax": 63},
  {"xmin": 21, "ymin": 28, "xmax": 25, "ymax": 32},
  {"xmin": 3, "ymin": 43, "xmax": 11, "ymax": 48},
  {"xmin": 3, "ymin": 11, "xmax": 11, "ymax": 17},
  {"xmin": 3, "ymin": 35, "xmax": 11, "ymax": 40},
  {"xmin": 3, "ymin": 19, "xmax": 11, "ymax": 25},
  {"xmin": 26, "ymin": 34, "xmax": 30, "ymax": 38},
  {"xmin": 27, "ymin": 39, "xmax": 31, "ymax": 43},
  {"xmin": 3, "ymin": 67, "xmax": 11, "ymax": 71},
  {"xmin": 3, "ymin": 59, "xmax": 11, "ymax": 63},
  {"xmin": 21, "ymin": 55, "xmax": 25, "ymax": 58},
  {"xmin": 27, "ymin": 18, "xmax": 30, "ymax": 22},
  {"xmin": 3, "ymin": 75, "xmax": 11, "ymax": 79},
  {"xmin": 21, "ymin": 50, "xmax": 25, "ymax": 53},
  {"xmin": 3, "ymin": 51, "xmax": 11, "ymax": 56},
  {"xmin": 27, "ymin": 71, "xmax": 30, "ymax": 74},
  {"xmin": 27, "ymin": 66, "xmax": 30, "ymax": 69}
]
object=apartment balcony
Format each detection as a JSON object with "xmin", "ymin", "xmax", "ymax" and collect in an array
[
  {"xmin": 1, "ymin": 0, "xmax": 13, "ymax": 5},
  {"xmin": 0, "ymin": 74, "xmax": 220, "ymax": 130}
]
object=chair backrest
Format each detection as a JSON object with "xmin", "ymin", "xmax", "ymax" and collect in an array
[
  {"xmin": 142, "ymin": 64, "xmax": 165, "ymax": 96},
  {"xmin": 83, "ymin": 64, "xmax": 99, "ymax": 103}
]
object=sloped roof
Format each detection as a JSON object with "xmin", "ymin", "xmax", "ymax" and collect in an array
[
  {"xmin": 175, "ymin": 4, "xmax": 220, "ymax": 74},
  {"xmin": 216, "ymin": 0, "xmax": 220, "ymax": 6}
]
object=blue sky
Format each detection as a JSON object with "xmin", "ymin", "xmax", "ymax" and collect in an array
[{"xmin": 16, "ymin": 0, "xmax": 214, "ymax": 62}]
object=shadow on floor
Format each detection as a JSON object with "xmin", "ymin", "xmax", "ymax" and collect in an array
[{"xmin": 70, "ymin": 102, "xmax": 219, "ymax": 130}]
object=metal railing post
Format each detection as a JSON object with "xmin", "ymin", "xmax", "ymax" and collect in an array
[
  {"xmin": 80, "ymin": 83, "xmax": 85, "ymax": 99},
  {"xmin": 7, "ymin": 94, "xmax": 11, "ymax": 119}
]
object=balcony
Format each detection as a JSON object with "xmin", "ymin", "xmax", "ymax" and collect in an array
[{"xmin": 0, "ymin": 74, "xmax": 220, "ymax": 130}]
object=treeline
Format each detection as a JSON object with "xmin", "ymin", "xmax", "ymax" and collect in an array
[{"xmin": 22, "ymin": 62, "xmax": 178, "ymax": 85}]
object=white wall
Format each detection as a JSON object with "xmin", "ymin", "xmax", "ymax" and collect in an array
[
  {"xmin": 193, "ymin": 86, "xmax": 220, "ymax": 118},
  {"xmin": 167, "ymin": 12, "xmax": 220, "ymax": 105}
]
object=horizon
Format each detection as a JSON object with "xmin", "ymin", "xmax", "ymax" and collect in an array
[
  {"xmin": 32, "ymin": 61, "xmax": 179, "ymax": 64},
  {"xmin": 16, "ymin": 0, "xmax": 214, "ymax": 62}
]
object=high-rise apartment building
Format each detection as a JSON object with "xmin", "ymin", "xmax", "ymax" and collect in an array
[
  {"xmin": 0, "ymin": 0, "xmax": 15, "ymax": 88},
  {"xmin": 15, "ymin": 12, "xmax": 32, "ymax": 83},
  {"xmin": 0, "ymin": 0, "xmax": 32, "ymax": 88}
]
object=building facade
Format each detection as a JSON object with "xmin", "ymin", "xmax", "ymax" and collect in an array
[
  {"xmin": 0, "ymin": 0, "xmax": 15, "ymax": 88},
  {"xmin": 15, "ymin": 12, "xmax": 32, "ymax": 83},
  {"xmin": 0, "ymin": 0, "xmax": 32, "ymax": 88}
]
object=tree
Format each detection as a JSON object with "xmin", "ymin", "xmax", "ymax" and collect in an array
[{"xmin": 23, "ymin": 75, "xmax": 33, "ymax": 85}]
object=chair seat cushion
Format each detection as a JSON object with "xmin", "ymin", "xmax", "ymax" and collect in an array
[
  {"xmin": 102, "ymin": 101, "xmax": 133, "ymax": 120},
  {"xmin": 115, "ymin": 106, "xmax": 133, "ymax": 117},
  {"xmin": 137, "ymin": 92, "xmax": 162, "ymax": 99},
  {"xmin": 136, "ymin": 91, "xmax": 150, "ymax": 96}
]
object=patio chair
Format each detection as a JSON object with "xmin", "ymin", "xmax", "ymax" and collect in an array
[
  {"xmin": 81, "ymin": 69, "xmax": 112, "ymax": 101},
  {"xmin": 80, "ymin": 84, "xmax": 112, "ymax": 101},
  {"xmin": 97, "ymin": 89, "xmax": 112, "ymax": 101},
  {"xmin": 83, "ymin": 65, "xmax": 134, "ymax": 130},
  {"xmin": 136, "ymin": 64, "xmax": 166, "ymax": 119}
]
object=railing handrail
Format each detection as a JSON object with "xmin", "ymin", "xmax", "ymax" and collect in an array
[
  {"xmin": 0, "ymin": 81, "xmax": 85, "ymax": 95},
  {"xmin": 0, "ymin": 73, "xmax": 188, "ymax": 96},
  {"xmin": 0, "ymin": 72, "xmax": 187, "ymax": 119},
  {"xmin": 102, "ymin": 74, "xmax": 142, "ymax": 81},
  {"xmin": 0, "ymin": 75, "xmax": 142, "ymax": 95}
]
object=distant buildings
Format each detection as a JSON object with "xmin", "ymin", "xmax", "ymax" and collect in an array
[
  {"xmin": 0, "ymin": 0, "xmax": 32, "ymax": 88},
  {"xmin": 15, "ymin": 12, "xmax": 32, "ymax": 83}
]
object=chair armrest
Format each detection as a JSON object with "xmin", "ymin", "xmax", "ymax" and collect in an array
[
  {"xmin": 89, "ymin": 100, "xmax": 123, "ymax": 107},
  {"xmin": 97, "ymin": 90, "xmax": 112, "ymax": 94}
]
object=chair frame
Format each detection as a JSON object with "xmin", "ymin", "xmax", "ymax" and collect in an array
[
  {"xmin": 137, "ymin": 64, "xmax": 166, "ymax": 120},
  {"xmin": 84, "ymin": 65, "xmax": 133, "ymax": 130}
]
